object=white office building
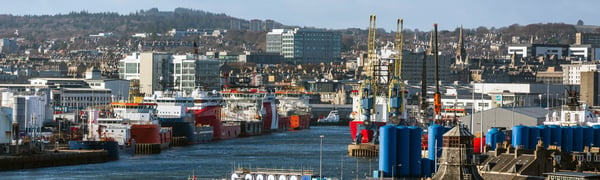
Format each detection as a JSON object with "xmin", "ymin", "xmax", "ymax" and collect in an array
[
  {"xmin": 118, "ymin": 52, "xmax": 221, "ymax": 94},
  {"xmin": 560, "ymin": 63, "xmax": 600, "ymax": 85}
]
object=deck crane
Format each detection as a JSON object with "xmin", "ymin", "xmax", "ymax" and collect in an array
[
  {"xmin": 354, "ymin": 15, "xmax": 379, "ymax": 144},
  {"xmin": 388, "ymin": 19, "xmax": 406, "ymax": 124}
]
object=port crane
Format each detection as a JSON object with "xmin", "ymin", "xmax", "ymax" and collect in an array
[
  {"xmin": 388, "ymin": 19, "xmax": 407, "ymax": 125},
  {"xmin": 355, "ymin": 15, "xmax": 379, "ymax": 144}
]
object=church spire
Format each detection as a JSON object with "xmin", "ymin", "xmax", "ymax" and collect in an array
[
  {"xmin": 456, "ymin": 25, "xmax": 466, "ymax": 65},
  {"xmin": 428, "ymin": 32, "xmax": 435, "ymax": 55}
]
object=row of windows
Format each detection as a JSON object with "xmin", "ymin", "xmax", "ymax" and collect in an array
[
  {"xmin": 103, "ymin": 129, "xmax": 125, "ymax": 133},
  {"xmin": 62, "ymin": 96, "xmax": 110, "ymax": 101}
]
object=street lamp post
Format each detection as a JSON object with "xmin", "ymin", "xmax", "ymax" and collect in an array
[
  {"xmin": 471, "ymin": 82, "xmax": 475, "ymax": 134},
  {"xmin": 320, "ymin": 135, "xmax": 324, "ymax": 180},
  {"xmin": 539, "ymin": 94, "xmax": 543, "ymax": 108}
]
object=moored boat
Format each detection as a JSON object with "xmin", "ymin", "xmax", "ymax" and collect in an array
[
  {"xmin": 221, "ymin": 88, "xmax": 278, "ymax": 135},
  {"xmin": 275, "ymin": 90, "xmax": 312, "ymax": 130},
  {"xmin": 188, "ymin": 89, "xmax": 241, "ymax": 140},
  {"xmin": 84, "ymin": 101, "xmax": 172, "ymax": 154},
  {"xmin": 144, "ymin": 91, "xmax": 214, "ymax": 145}
]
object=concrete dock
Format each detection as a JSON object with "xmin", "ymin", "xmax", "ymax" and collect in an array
[{"xmin": 0, "ymin": 150, "xmax": 112, "ymax": 171}]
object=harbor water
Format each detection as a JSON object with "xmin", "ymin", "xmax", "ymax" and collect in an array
[{"xmin": 0, "ymin": 126, "xmax": 378, "ymax": 179}]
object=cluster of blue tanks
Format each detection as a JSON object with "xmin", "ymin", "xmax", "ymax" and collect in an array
[
  {"xmin": 511, "ymin": 125, "xmax": 600, "ymax": 152},
  {"xmin": 485, "ymin": 128, "xmax": 506, "ymax": 150},
  {"xmin": 378, "ymin": 125, "xmax": 425, "ymax": 178},
  {"xmin": 378, "ymin": 124, "xmax": 451, "ymax": 178}
]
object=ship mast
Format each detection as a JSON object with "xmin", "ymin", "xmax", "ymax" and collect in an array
[
  {"xmin": 433, "ymin": 24, "xmax": 442, "ymax": 124},
  {"xmin": 420, "ymin": 34, "xmax": 430, "ymax": 125}
]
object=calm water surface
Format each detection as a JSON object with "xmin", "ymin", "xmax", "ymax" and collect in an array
[{"xmin": 0, "ymin": 126, "xmax": 378, "ymax": 180}]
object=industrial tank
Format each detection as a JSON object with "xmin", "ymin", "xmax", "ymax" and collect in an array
[
  {"xmin": 421, "ymin": 158, "xmax": 432, "ymax": 178},
  {"xmin": 593, "ymin": 125, "xmax": 600, "ymax": 147},
  {"xmin": 528, "ymin": 126, "xmax": 540, "ymax": 149},
  {"xmin": 582, "ymin": 126, "xmax": 594, "ymax": 149},
  {"xmin": 428, "ymin": 125, "xmax": 445, "ymax": 161},
  {"xmin": 396, "ymin": 126, "xmax": 410, "ymax": 177},
  {"xmin": 561, "ymin": 126, "xmax": 573, "ymax": 153},
  {"xmin": 549, "ymin": 125, "xmax": 562, "ymax": 146},
  {"xmin": 408, "ymin": 126, "xmax": 422, "ymax": 177},
  {"xmin": 537, "ymin": 125, "xmax": 551, "ymax": 148},
  {"xmin": 379, "ymin": 125, "xmax": 397, "ymax": 177},
  {"xmin": 572, "ymin": 126, "xmax": 584, "ymax": 152},
  {"xmin": 512, "ymin": 125, "xmax": 529, "ymax": 149},
  {"xmin": 486, "ymin": 128, "xmax": 505, "ymax": 150}
]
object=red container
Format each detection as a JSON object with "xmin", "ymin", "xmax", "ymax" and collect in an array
[{"xmin": 474, "ymin": 137, "xmax": 486, "ymax": 153}]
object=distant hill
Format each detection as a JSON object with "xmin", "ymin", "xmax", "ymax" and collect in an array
[{"xmin": 0, "ymin": 8, "xmax": 283, "ymax": 40}]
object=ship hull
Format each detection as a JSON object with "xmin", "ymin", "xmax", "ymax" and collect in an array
[
  {"xmin": 239, "ymin": 121, "xmax": 262, "ymax": 137},
  {"xmin": 289, "ymin": 114, "xmax": 311, "ymax": 130},
  {"xmin": 68, "ymin": 141, "xmax": 120, "ymax": 160},
  {"xmin": 219, "ymin": 123, "xmax": 241, "ymax": 140},
  {"xmin": 349, "ymin": 121, "xmax": 386, "ymax": 143},
  {"xmin": 130, "ymin": 124, "xmax": 172, "ymax": 154},
  {"xmin": 191, "ymin": 106, "xmax": 222, "ymax": 140},
  {"xmin": 160, "ymin": 121, "xmax": 213, "ymax": 145}
]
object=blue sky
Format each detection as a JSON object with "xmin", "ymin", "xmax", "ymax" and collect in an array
[{"xmin": 4, "ymin": 0, "xmax": 599, "ymax": 31}]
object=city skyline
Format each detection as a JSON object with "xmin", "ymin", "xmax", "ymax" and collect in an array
[{"xmin": 3, "ymin": 0, "xmax": 600, "ymax": 31}]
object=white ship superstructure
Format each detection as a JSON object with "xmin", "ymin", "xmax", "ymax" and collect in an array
[
  {"xmin": 84, "ymin": 102, "xmax": 158, "ymax": 146},
  {"xmin": 544, "ymin": 89, "xmax": 600, "ymax": 126},
  {"xmin": 275, "ymin": 91, "xmax": 311, "ymax": 117},
  {"xmin": 544, "ymin": 104, "xmax": 600, "ymax": 126},
  {"xmin": 143, "ymin": 91, "xmax": 193, "ymax": 119}
]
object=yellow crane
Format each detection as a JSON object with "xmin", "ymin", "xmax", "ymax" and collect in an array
[
  {"xmin": 388, "ymin": 19, "xmax": 405, "ymax": 124},
  {"xmin": 358, "ymin": 15, "xmax": 377, "ymax": 123}
]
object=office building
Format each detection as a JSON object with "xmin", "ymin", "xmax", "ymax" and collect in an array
[
  {"xmin": 560, "ymin": 63, "xmax": 600, "ymax": 85},
  {"xmin": 0, "ymin": 38, "xmax": 17, "ymax": 54},
  {"xmin": 266, "ymin": 28, "xmax": 341, "ymax": 64},
  {"xmin": 507, "ymin": 44, "xmax": 568, "ymax": 59},
  {"xmin": 119, "ymin": 52, "xmax": 221, "ymax": 95},
  {"xmin": 580, "ymin": 71, "xmax": 600, "ymax": 106}
]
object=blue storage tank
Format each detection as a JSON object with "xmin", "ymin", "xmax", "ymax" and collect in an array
[
  {"xmin": 379, "ymin": 125, "xmax": 397, "ymax": 177},
  {"xmin": 428, "ymin": 125, "xmax": 445, "ymax": 161},
  {"xmin": 408, "ymin": 126, "xmax": 422, "ymax": 177},
  {"xmin": 396, "ymin": 126, "xmax": 410, "ymax": 177},
  {"xmin": 528, "ymin": 126, "xmax": 540, "ymax": 149},
  {"xmin": 582, "ymin": 126, "xmax": 594, "ymax": 149},
  {"xmin": 593, "ymin": 125, "xmax": 600, "ymax": 147},
  {"xmin": 537, "ymin": 125, "xmax": 551, "ymax": 148},
  {"xmin": 486, "ymin": 128, "xmax": 497, "ymax": 150},
  {"xmin": 572, "ymin": 126, "xmax": 584, "ymax": 152},
  {"xmin": 512, "ymin": 125, "xmax": 529, "ymax": 149},
  {"xmin": 421, "ymin": 158, "xmax": 432, "ymax": 178},
  {"xmin": 486, "ymin": 128, "xmax": 505, "ymax": 150},
  {"xmin": 561, "ymin": 126, "xmax": 573, "ymax": 153},
  {"xmin": 549, "ymin": 125, "xmax": 562, "ymax": 146}
]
